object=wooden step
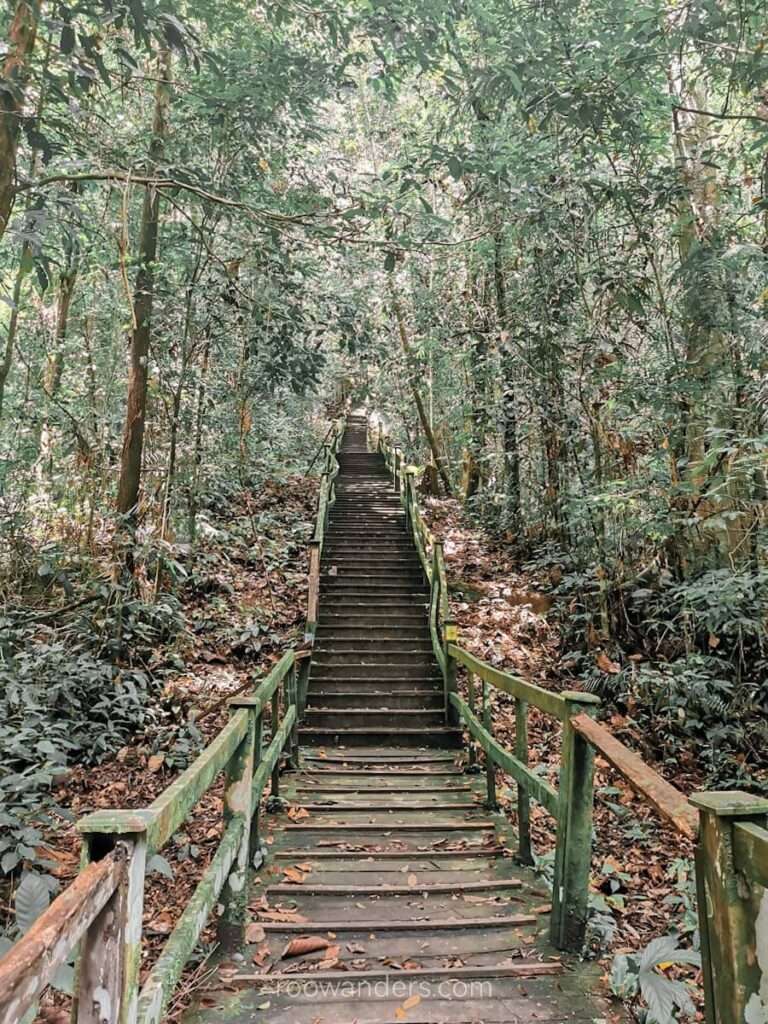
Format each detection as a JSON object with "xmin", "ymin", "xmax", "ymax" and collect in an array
[
  {"xmin": 298, "ymin": 726, "xmax": 462, "ymax": 748},
  {"xmin": 303, "ymin": 708, "xmax": 447, "ymax": 729}
]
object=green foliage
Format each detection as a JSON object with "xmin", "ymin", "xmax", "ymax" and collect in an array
[
  {"xmin": 611, "ymin": 936, "xmax": 701, "ymax": 1024},
  {"xmin": 0, "ymin": 596, "xmax": 184, "ymax": 923},
  {"xmin": 569, "ymin": 565, "xmax": 768, "ymax": 789}
]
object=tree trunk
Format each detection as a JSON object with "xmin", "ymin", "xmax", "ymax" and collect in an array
[
  {"xmin": 188, "ymin": 331, "xmax": 211, "ymax": 543},
  {"xmin": 390, "ymin": 283, "xmax": 453, "ymax": 496},
  {"xmin": 116, "ymin": 52, "xmax": 172, "ymax": 520},
  {"xmin": 0, "ymin": 1, "xmax": 39, "ymax": 241},
  {"xmin": 493, "ymin": 231, "xmax": 521, "ymax": 523},
  {"xmin": 0, "ymin": 246, "xmax": 30, "ymax": 419},
  {"xmin": 38, "ymin": 267, "xmax": 78, "ymax": 475}
]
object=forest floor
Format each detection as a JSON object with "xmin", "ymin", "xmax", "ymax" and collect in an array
[{"xmin": 23, "ymin": 481, "xmax": 704, "ymax": 1023}]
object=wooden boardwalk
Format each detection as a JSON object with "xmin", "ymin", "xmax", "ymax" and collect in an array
[{"xmin": 185, "ymin": 417, "xmax": 618, "ymax": 1024}]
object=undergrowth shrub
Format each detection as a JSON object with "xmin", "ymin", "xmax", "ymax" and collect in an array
[
  {"xmin": 0, "ymin": 593, "xmax": 186, "ymax": 942},
  {"xmin": 531, "ymin": 553, "xmax": 768, "ymax": 792}
]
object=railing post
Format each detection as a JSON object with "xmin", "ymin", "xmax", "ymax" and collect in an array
[
  {"xmin": 74, "ymin": 813, "xmax": 149, "ymax": 1024},
  {"xmin": 288, "ymin": 662, "xmax": 300, "ymax": 769},
  {"xmin": 550, "ymin": 691, "xmax": 600, "ymax": 951},
  {"xmin": 306, "ymin": 540, "xmax": 321, "ymax": 642},
  {"xmin": 464, "ymin": 671, "xmax": 479, "ymax": 772},
  {"xmin": 297, "ymin": 653, "xmax": 311, "ymax": 719},
  {"xmin": 443, "ymin": 615, "xmax": 459, "ymax": 728},
  {"xmin": 482, "ymin": 682, "xmax": 497, "ymax": 810},
  {"xmin": 393, "ymin": 446, "xmax": 401, "ymax": 493},
  {"xmin": 266, "ymin": 688, "xmax": 285, "ymax": 812},
  {"xmin": 689, "ymin": 791, "xmax": 768, "ymax": 1024},
  {"xmin": 218, "ymin": 706, "xmax": 257, "ymax": 950},
  {"xmin": 515, "ymin": 697, "xmax": 534, "ymax": 865}
]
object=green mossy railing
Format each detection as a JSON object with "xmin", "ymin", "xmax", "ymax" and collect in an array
[
  {"xmin": 304, "ymin": 416, "xmax": 344, "ymax": 644},
  {"xmin": 370, "ymin": 414, "xmax": 768, "ymax": 1022}
]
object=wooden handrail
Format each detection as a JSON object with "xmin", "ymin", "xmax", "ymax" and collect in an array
[
  {"xmin": 305, "ymin": 416, "xmax": 345, "ymax": 639},
  {"xmin": 570, "ymin": 712, "xmax": 698, "ymax": 840},
  {"xmin": 0, "ymin": 851, "xmax": 125, "ymax": 1024},
  {"xmin": 448, "ymin": 643, "xmax": 581, "ymax": 720},
  {"xmin": 0, "ymin": 644, "xmax": 303, "ymax": 1024}
]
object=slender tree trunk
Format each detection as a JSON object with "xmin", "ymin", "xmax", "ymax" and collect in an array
[
  {"xmin": 0, "ymin": 248, "xmax": 29, "ymax": 419},
  {"xmin": 188, "ymin": 331, "xmax": 211, "ymax": 543},
  {"xmin": 0, "ymin": 1, "xmax": 39, "ymax": 241},
  {"xmin": 116, "ymin": 52, "xmax": 172, "ymax": 520},
  {"xmin": 390, "ymin": 283, "xmax": 453, "ymax": 496},
  {"xmin": 493, "ymin": 230, "xmax": 521, "ymax": 524},
  {"xmin": 38, "ymin": 267, "xmax": 78, "ymax": 475}
]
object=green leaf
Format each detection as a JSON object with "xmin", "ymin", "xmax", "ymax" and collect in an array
[
  {"xmin": 384, "ymin": 252, "xmax": 396, "ymax": 273},
  {"xmin": 15, "ymin": 872, "xmax": 51, "ymax": 933},
  {"xmin": 146, "ymin": 854, "xmax": 174, "ymax": 879},
  {"xmin": 447, "ymin": 155, "xmax": 463, "ymax": 179}
]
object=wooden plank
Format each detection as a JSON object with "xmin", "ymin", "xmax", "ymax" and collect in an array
[
  {"xmin": 448, "ymin": 645, "xmax": 569, "ymax": 719},
  {"xmin": 570, "ymin": 712, "xmax": 698, "ymax": 840},
  {"xmin": 734, "ymin": 821, "xmax": 768, "ymax": 888},
  {"xmin": 0, "ymin": 852, "xmax": 124, "ymax": 1024},
  {"xmin": 306, "ymin": 541, "xmax": 321, "ymax": 630},
  {"xmin": 435, "ymin": 541, "xmax": 449, "ymax": 623},
  {"xmin": 272, "ymin": 848, "xmax": 502, "ymax": 860},
  {"xmin": 265, "ymin": 879, "xmax": 522, "ymax": 896},
  {"xmin": 450, "ymin": 694, "xmax": 559, "ymax": 819},
  {"xmin": 284, "ymin": 821, "xmax": 495, "ymax": 832},
  {"xmin": 231, "ymin": 963, "xmax": 563, "ymax": 984},
  {"xmin": 690, "ymin": 792, "xmax": 768, "ymax": 1024},
  {"xmin": 258, "ymin": 914, "xmax": 537, "ymax": 933},
  {"xmin": 296, "ymin": 802, "xmax": 475, "ymax": 812},
  {"xmin": 550, "ymin": 696, "xmax": 596, "ymax": 951},
  {"xmin": 219, "ymin": 706, "xmax": 257, "ymax": 946},
  {"xmin": 515, "ymin": 697, "xmax": 533, "ymax": 865}
]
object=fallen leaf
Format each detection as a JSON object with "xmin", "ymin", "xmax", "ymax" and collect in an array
[
  {"xmin": 596, "ymin": 652, "xmax": 621, "ymax": 674},
  {"xmin": 148, "ymin": 753, "xmax": 165, "ymax": 772},
  {"xmin": 245, "ymin": 923, "xmax": 266, "ymax": 943},
  {"xmin": 282, "ymin": 936, "xmax": 330, "ymax": 959},
  {"xmin": 259, "ymin": 909, "xmax": 309, "ymax": 923},
  {"xmin": 282, "ymin": 866, "xmax": 306, "ymax": 884},
  {"xmin": 252, "ymin": 944, "xmax": 271, "ymax": 966}
]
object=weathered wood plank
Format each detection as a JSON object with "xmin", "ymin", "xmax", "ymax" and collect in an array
[
  {"xmin": 306, "ymin": 541, "xmax": 321, "ymax": 631},
  {"xmin": 550, "ymin": 694, "xmax": 597, "ymax": 951},
  {"xmin": 231, "ymin": 962, "xmax": 563, "ymax": 984},
  {"xmin": 690, "ymin": 791, "xmax": 768, "ymax": 1024},
  {"xmin": 265, "ymin": 878, "xmax": 522, "ymax": 896},
  {"xmin": 734, "ymin": 821, "xmax": 768, "ymax": 888},
  {"xmin": 448, "ymin": 645, "xmax": 569, "ymax": 719},
  {"xmin": 450, "ymin": 693, "xmax": 559, "ymax": 818},
  {"xmin": 515, "ymin": 696, "xmax": 533, "ymax": 865},
  {"xmin": 570, "ymin": 712, "xmax": 698, "ymax": 839},
  {"xmin": 0, "ymin": 852, "xmax": 123, "ymax": 1024}
]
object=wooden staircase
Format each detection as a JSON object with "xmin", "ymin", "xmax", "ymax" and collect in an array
[
  {"xmin": 184, "ymin": 415, "xmax": 613, "ymax": 1024},
  {"xmin": 301, "ymin": 414, "xmax": 460, "ymax": 749}
]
